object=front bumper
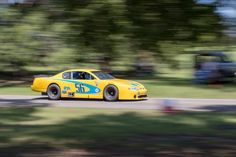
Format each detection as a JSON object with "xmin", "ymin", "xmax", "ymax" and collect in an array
[
  {"xmin": 123, "ymin": 88, "xmax": 148, "ymax": 100},
  {"xmin": 134, "ymin": 89, "xmax": 148, "ymax": 99}
]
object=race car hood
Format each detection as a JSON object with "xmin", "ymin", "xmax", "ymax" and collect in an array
[{"xmin": 108, "ymin": 79, "xmax": 145, "ymax": 88}]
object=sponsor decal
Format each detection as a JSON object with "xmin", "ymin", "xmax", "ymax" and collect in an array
[
  {"xmin": 62, "ymin": 86, "xmax": 70, "ymax": 94},
  {"xmin": 54, "ymin": 79, "xmax": 101, "ymax": 94},
  {"xmin": 68, "ymin": 92, "xmax": 75, "ymax": 97},
  {"xmin": 95, "ymin": 88, "xmax": 100, "ymax": 93}
]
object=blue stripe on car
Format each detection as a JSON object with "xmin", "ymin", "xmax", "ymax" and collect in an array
[{"xmin": 52, "ymin": 79, "xmax": 101, "ymax": 94}]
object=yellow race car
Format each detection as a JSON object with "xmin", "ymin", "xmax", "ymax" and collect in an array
[{"xmin": 31, "ymin": 69, "xmax": 148, "ymax": 101}]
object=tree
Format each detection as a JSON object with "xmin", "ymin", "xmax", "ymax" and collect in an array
[
  {"xmin": 0, "ymin": 0, "xmax": 223, "ymax": 71},
  {"xmin": 49, "ymin": 0, "xmax": 223, "ymax": 62}
]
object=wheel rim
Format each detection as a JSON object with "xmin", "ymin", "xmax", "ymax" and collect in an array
[
  {"xmin": 106, "ymin": 87, "xmax": 116, "ymax": 99},
  {"xmin": 49, "ymin": 87, "xmax": 58, "ymax": 97},
  {"xmin": 107, "ymin": 87, "xmax": 116, "ymax": 97}
]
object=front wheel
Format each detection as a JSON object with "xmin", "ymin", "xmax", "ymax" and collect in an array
[
  {"xmin": 47, "ymin": 84, "xmax": 61, "ymax": 100},
  {"xmin": 104, "ymin": 85, "xmax": 118, "ymax": 101}
]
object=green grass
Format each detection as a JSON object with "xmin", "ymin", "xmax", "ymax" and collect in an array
[
  {"xmin": 138, "ymin": 69, "xmax": 236, "ymax": 98},
  {"xmin": 141, "ymin": 79, "xmax": 236, "ymax": 99},
  {"xmin": 0, "ymin": 86, "xmax": 36, "ymax": 95},
  {"xmin": 0, "ymin": 107, "xmax": 235, "ymax": 156}
]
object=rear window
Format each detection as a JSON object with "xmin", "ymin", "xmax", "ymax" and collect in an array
[{"xmin": 63, "ymin": 72, "xmax": 71, "ymax": 79}]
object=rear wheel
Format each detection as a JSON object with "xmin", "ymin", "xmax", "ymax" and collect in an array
[
  {"xmin": 47, "ymin": 84, "xmax": 61, "ymax": 100},
  {"xmin": 104, "ymin": 85, "xmax": 118, "ymax": 101}
]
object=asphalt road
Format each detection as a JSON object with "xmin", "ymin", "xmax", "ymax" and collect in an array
[{"xmin": 0, "ymin": 95, "xmax": 236, "ymax": 112}]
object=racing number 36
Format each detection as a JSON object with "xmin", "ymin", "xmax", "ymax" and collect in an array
[{"xmin": 75, "ymin": 84, "xmax": 85, "ymax": 93}]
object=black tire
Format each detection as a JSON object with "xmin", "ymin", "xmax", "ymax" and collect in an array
[
  {"xmin": 47, "ymin": 84, "xmax": 61, "ymax": 100},
  {"xmin": 104, "ymin": 85, "xmax": 118, "ymax": 101}
]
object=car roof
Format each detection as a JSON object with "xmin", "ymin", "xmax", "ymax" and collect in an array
[{"xmin": 64, "ymin": 69, "xmax": 100, "ymax": 73}]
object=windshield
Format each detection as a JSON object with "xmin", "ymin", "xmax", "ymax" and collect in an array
[{"xmin": 92, "ymin": 71, "xmax": 115, "ymax": 80}]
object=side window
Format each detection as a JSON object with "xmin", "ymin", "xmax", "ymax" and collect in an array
[
  {"xmin": 72, "ymin": 71, "xmax": 94, "ymax": 80},
  {"xmin": 84, "ymin": 72, "xmax": 95, "ymax": 80},
  {"xmin": 63, "ymin": 72, "xmax": 71, "ymax": 79},
  {"xmin": 73, "ymin": 72, "xmax": 83, "ymax": 79}
]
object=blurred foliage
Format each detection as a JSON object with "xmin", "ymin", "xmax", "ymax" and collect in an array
[{"xmin": 0, "ymin": 0, "xmax": 223, "ymax": 71}]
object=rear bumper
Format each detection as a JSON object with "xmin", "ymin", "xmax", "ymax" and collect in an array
[
  {"xmin": 31, "ymin": 85, "xmax": 36, "ymax": 91},
  {"xmin": 31, "ymin": 85, "xmax": 46, "ymax": 93}
]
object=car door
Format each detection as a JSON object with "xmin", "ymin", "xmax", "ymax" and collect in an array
[
  {"xmin": 60, "ymin": 71, "xmax": 83, "ymax": 98},
  {"xmin": 81, "ymin": 72, "xmax": 102, "ymax": 99},
  {"xmin": 71, "ymin": 71, "xmax": 103, "ymax": 99},
  {"xmin": 70, "ymin": 71, "xmax": 90, "ymax": 98},
  {"xmin": 61, "ymin": 71, "xmax": 101, "ymax": 99}
]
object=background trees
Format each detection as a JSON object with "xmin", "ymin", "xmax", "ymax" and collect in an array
[{"xmin": 0, "ymin": 0, "xmax": 224, "ymax": 71}]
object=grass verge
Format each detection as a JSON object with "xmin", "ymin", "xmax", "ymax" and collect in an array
[{"xmin": 0, "ymin": 107, "xmax": 235, "ymax": 156}]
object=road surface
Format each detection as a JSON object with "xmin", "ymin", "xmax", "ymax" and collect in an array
[{"xmin": 0, "ymin": 95, "xmax": 236, "ymax": 112}]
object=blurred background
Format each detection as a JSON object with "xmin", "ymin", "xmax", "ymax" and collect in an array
[
  {"xmin": 0, "ymin": 0, "xmax": 236, "ymax": 96},
  {"xmin": 1, "ymin": 1, "xmax": 236, "ymax": 157}
]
